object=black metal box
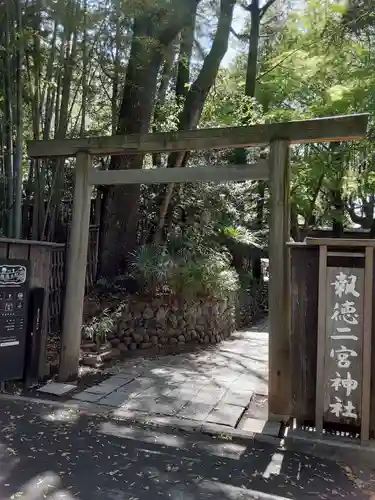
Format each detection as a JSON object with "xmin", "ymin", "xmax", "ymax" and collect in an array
[{"xmin": 0, "ymin": 260, "xmax": 30, "ymax": 381}]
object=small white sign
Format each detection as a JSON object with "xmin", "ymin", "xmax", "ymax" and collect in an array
[
  {"xmin": 0, "ymin": 265, "xmax": 27, "ymax": 286},
  {"xmin": 0, "ymin": 341, "xmax": 20, "ymax": 347}
]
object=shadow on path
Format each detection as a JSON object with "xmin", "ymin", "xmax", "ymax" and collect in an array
[{"xmin": 0, "ymin": 398, "xmax": 372, "ymax": 500}]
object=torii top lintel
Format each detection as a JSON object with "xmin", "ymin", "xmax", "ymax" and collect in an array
[{"xmin": 27, "ymin": 113, "xmax": 369, "ymax": 159}]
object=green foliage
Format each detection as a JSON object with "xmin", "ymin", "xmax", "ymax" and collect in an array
[
  {"xmin": 201, "ymin": 69, "xmax": 264, "ymax": 127},
  {"xmin": 130, "ymin": 238, "xmax": 239, "ymax": 300},
  {"xmin": 83, "ymin": 309, "xmax": 114, "ymax": 344},
  {"xmin": 130, "ymin": 244, "xmax": 172, "ymax": 291}
]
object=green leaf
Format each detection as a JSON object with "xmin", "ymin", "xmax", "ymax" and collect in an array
[{"xmin": 327, "ymin": 85, "xmax": 349, "ymax": 102}]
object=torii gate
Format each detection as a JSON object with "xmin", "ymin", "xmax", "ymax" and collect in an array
[{"xmin": 28, "ymin": 113, "xmax": 368, "ymax": 421}]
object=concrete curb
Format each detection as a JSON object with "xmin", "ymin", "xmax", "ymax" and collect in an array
[
  {"xmin": 2, "ymin": 392, "xmax": 375, "ymax": 466},
  {"xmin": 0, "ymin": 392, "xmax": 281, "ymax": 443},
  {"xmin": 282, "ymin": 430, "xmax": 375, "ymax": 466}
]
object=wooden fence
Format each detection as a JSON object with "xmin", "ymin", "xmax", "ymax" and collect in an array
[
  {"xmin": 290, "ymin": 240, "xmax": 375, "ymax": 440},
  {"xmin": 48, "ymin": 225, "xmax": 99, "ymax": 334}
]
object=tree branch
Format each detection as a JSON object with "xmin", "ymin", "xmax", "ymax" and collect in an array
[
  {"xmin": 230, "ymin": 26, "xmax": 249, "ymax": 41},
  {"xmin": 260, "ymin": 0, "xmax": 277, "ymax": 19},
  {"xmin": 257, "ymin": 41, "xmax": 318, "ymax": 81}
]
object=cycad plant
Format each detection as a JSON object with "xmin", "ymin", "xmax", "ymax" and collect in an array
[
  {"xmin": 130, "ymin": 239, "xmax": 239, "ymax": 300},
  {"xmin": 130, "ymin": 244, "xmax": 172, "ymax": 294}
]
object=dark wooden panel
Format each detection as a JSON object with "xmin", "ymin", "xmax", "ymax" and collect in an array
[
  {"xmin": 370, "ymin": 259, "xmax": 375, "ymax": 437},
  {"xmin": 290, "ymin": 246, "xmax": 319, "ymax": 422},
  {"xmin": 0, "ymin": 244, "xmax": 8, "ymax": 258},
  {"xmin": 8, "ymin": 244, "xmax": 29, "ymax": 260},
  {"xmin": 29, "ymin": 246, "xmax": 51, "ymax": 377}
]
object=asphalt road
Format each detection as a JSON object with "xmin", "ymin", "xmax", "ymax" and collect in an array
[{"xmin": 0, "ymin": 398, "xmax": 373, "ymax": 500}]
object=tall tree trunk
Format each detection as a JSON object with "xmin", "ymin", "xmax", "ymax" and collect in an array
[
  {"xmin": 47, "ymin": 2, "xmax": 78, "ymax": 240},
  {"xmin": 14, "ymin": 0, "xmax": 24, "ymax": 238},
  {"xmin": 330, "ymin": 141, "xmax": 344, "ymax": 237},
  {"xmin": 154, "ymin": 0, "xmax": 236, "ymax": 242},
  {"xmin": 4, "ymin": 0, "xmax": 14, "ymax": 237},
  {"xmin": 175, "ymin": 8, "xmax": 196, "ymax": 100},
  {"xmin": 111, "ymin": 0, "xmax": 121, "ymax": 134},
  {"xmin": 99, "ymin": 0, "xmax": 201, "ymax": 279},
  {"xmin": 80, "ymin": 0, "xmax": 88, "ymax": 137},
  {"xmin": 245, "ymin": 0, "xmax": 260, "ymax": 96},
  {"xmin": 244, "ymin": 0, "xmax": 276, "ymax": 281},
  {"xmin": 152, "ymin": 41, "xmax": 177, "ymax": 167}
]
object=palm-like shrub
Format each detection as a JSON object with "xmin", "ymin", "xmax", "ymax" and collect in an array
[
  {"xmin": 130, "ymin": 240, "xmax": 239, "ymax": 299},
  {"xmin": 130, "ymin": 244, "xmax": 172, "ymax": 294}
]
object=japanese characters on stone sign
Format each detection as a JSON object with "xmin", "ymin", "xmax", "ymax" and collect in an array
[{"xmin": 325, "ymin": 267, "xmax": 364, "ymax": 424}]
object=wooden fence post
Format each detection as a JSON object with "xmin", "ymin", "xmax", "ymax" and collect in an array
[
  {"xmin": 361, "ymin": 246, "xmax": 373, "ymax": 444},
  {"xmin": 315, "ymin": 245, "xmax": 327, "ymax": 436},
  {"xmin": 268, "ymin": 139, "xmax": 291, "ymax": 421},
  {"xmin": 58, "ymin": 152, "xmax": 92, "ymax": 381}
]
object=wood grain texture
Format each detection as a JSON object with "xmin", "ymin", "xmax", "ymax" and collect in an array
[
  {"xmin": 315, "ymin": 245, "xmax": 328, "ymax": 436},
  {"xmin": 59, "ymin": 152, "xmax": 92, "ymax": 381},
  {"xmin": 290, "ymin": 246, "xmax": 319, "ymax": 423},
  {"xmin": 370, "ymin": 253, "xmax": 375, "ymax": 437},
  {"xmin": 361, "ymin": 248, "xmax": 373, "ymax": 443},
  {"xmin": 306, "ymin": 238, "xmax": 375, "ymax": 248},
  {"xmin": 268, "ymin": 140, "xmax": 291, "ymax": 420},
  {"xmin": 0, "ymin": 244, "xmax": 8, "ymax": 258},
  {"xmin": 87, "ymin": 161, "xmax": 269, "ymax": 185},
  {"xmin": 0, "ymin": 238, "xmax": 63, "ymax": 248},
  {"xmin": 8, "ymin": 244, "xmax": 29, "ymax": 259},
  {"xmin": 29, "ymin": 245, "xmax": 51, "ymax": 377},
  {"xmin": 28, "ymin": 113, "xmax": 369, "ymax": 158}
]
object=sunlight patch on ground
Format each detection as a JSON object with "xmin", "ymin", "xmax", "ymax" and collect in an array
[
  {"xmin": 262, "ymin": 452, "xmax": 284, "ymax": 479},
  {"xmin": 99, "ymin": 421, "xmax": 186, "ymax": 449},
  {"xmin": 199, "ymin": 478, "xmax": 291, "ymax": 500},
  {"xmin": 42, "ymin": 408, "xmax": 80, "ymax": 424},
  {"xmin": 9, "ymin": 471, "xmax": 61, "ymax": 500}
]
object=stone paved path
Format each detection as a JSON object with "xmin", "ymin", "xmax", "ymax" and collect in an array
[{"xmin": 70, "ymin": 320, "xmax": 269, "ymax": 429}]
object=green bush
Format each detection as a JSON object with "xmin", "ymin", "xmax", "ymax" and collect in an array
[
  {"xmin": 130, "ymin": 244, "xmax": 172, "ymax": 293},
  {"xmin": 130, "ymin": 241, "xmax": 239, "ymax": 300}
]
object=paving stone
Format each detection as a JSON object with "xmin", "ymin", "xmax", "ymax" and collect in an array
[
  {"xmin": 230, "ymin": 375, "xmax": 268, "ymax": 396},
  {"xmin": 123, "ymin": 396, "xmax": 188, "ymax": 416},
  {"xmin": 96, "ymin": 321, "xmax": 269, "ymax": 427},
  {"xmin": 193, "ymin": 388, "xmax": 226, "ymax": 405},
  {"xmin": 115, "ymin": 377, "xmax": 154, "ymax": 395},
  {"xmin": 246, "ymin": 394, "xmax": 268, "ymax": 420},
  {"xmin": 222, "ymin": 390, "xmax": 253, "ymax": 407},
  {"xmin": 104, "ymin": 365, "xmax": 145, "ymax": 376},
  {"xmin": 106, "ymin": 374, "xmax": 136, "ymax": 385},
  {"xmin": 206, "ymin": 403, "xmax": 245, "ymax": 427},
  {"xmin": 37, "ymin": 383, "xmax": 76, "ymax": 396},
  {"xmin": 71, "ymin": 391, "xmax": 103, "ymax": 403},
  {"xmin": 177, "ymin": 402, "xmax": 213, "ymax": 422},
  {"xmin": 165, "ymin": 386, "xmax": 200, "ymax": 400},
  {"xmin": 240, "ymin": 417, "xmax": 281, "ymax": 437},
  {"xmin": 148, "ymin": 367, "xmax": 175, "ymax": 377},
  {"xmin": 84, "ymin": 384, "xmax": 120, "ymax": 395},
  {"xmin": 133, "ymin": 386, "xmax": 169, "ymax": 398},
  {"xmin": 99, "ymin": 391, "xmax": 131, "ymax": 407},
  {"xmin": 178, "ymin": 381, "xmax": 207, "ymax": 392},
  {"xmin": 84, "ymin": 376, "xmax": 134, "ymax": 395}
]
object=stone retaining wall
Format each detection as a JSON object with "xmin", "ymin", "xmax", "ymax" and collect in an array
[
  {"xmin": 106, "ymin": 296, "xmax": 236, "ymax": 353},
  {"xmin": 237, "ymin": 282, "xmax": 268, "ymax": 328}
]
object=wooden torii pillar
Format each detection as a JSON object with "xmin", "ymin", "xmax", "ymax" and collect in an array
[{"xmin": 28, "ymin": 113, "xmax": 368, "ymax": 421}]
